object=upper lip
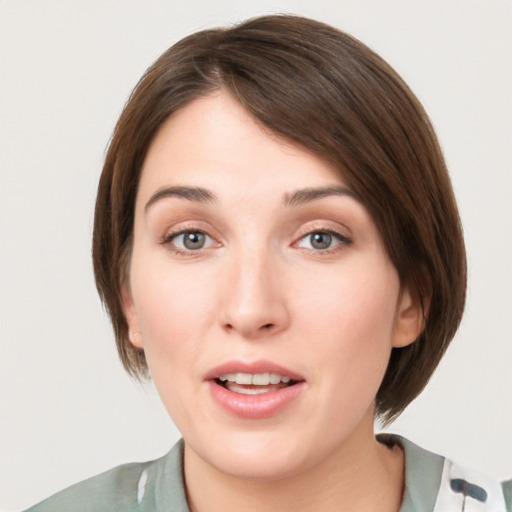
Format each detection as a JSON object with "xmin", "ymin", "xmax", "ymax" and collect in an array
[{"xmin": 204, "ymin": 359, "xmax": 305, "ymax": 382}]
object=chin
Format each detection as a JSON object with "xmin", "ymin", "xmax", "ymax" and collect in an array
[
  {"xmin": 212, "ymin": 453, "xmax": 306, "ymax": 482},
  {"xmin": 189, "ymin": 428, "xmax": 314, "ymax": 482}
]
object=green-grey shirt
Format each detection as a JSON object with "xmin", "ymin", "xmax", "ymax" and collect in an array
[{"xmin": 25, "ymin": 436, "xmax": 512, "ymax": 512}]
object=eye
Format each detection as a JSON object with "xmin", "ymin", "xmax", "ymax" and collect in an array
[
  {"xmin": 166, "ymin": 230, "xmax": 215, "ymax": 252},
  {"xmin": 296, "ymin": 230, "xmax": 350, "ymax": 252}
]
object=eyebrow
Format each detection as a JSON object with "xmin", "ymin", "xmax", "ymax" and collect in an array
[
  {"xmin": 284, "ymin": 186, "xmax": 357, "ymax": 207},
  {"xmin": 144, "ymin": 186, "xmax": 217, "ymax": 212},
  {"xmin": 144, "ymin": 184, "xmax": 357, "ymax": 212}
]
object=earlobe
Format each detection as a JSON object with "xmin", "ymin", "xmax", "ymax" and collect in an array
[
  {"xmin": 392, "ymin": 288, "xmax": 426, "ymax": 348},
  {"xmin": 121, "ymin": 285, "xmax": 144, "ymax": 349},
  {"xmin": 128, "ymin": 329, "xmax": 143, "ymax": 348}
]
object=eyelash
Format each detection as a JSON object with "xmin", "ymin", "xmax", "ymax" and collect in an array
[
  {"xmin": 159, "ymin": 227, "xmax": 352, "ymax": 256},
  {"xmin": 159, "ymin": 229, "xmax": 215, "ymax": 256},
  {"xmin": 294, "ymin": 228, "xmax": 352, "ymax": 255}
]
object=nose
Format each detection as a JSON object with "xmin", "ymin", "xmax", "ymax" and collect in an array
[{"xmin": 218, "ymin": 249, "xmax": 290, "ymax": 339}]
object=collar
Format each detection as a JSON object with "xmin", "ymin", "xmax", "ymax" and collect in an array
[{"xmin": 147, "ymin": 435, "xmax": 445, "ymax": 512}]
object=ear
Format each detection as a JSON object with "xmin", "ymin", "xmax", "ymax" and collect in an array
[
  {"xmin": 121, "ymin": 284, "xmax": 144, "ymax": 349},
  {"xmin": 392, "ymin": 287, "xmax": 427, "ymax": 348}
]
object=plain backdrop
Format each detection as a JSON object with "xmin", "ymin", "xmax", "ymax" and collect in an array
[{"xmin": 1, "ymin": 1, "xmax": 511, "ymax": 510}]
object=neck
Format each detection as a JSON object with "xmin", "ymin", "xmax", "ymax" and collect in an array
[{"xmin": 183, "ymin": 412, "xmax": 405, "ymax": 512}]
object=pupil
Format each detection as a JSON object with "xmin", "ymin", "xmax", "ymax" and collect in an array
[
  {"xmin": 311, "ymin": 232, "xmax": 331, "ymax": 250},
  {"xmin": 184, "ymin": 232, "xmax": 205, "ymax": 250}
]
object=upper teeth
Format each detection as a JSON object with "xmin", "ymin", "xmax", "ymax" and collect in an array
[{"xmin": 219, "ymin": 373, "xmax": 291, "ymax": 385}]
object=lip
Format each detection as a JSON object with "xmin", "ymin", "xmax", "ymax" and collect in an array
[{"xmin": 205, "ymin": 359, "xmax": 306, "ymax": 419}]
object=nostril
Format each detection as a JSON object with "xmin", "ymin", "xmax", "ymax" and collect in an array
[{"xmin": 222, "ymin": 320, "xmax": 279, "ymax": 335}]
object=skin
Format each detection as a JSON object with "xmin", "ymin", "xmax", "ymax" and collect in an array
[{"xmin": 123, "ymin": 90, "xmax": 423, "ymax": 511}]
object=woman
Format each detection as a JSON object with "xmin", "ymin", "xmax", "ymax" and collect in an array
[{"xmin": 26, "ymin": 14, "xmax": 511, "ymax": 512}]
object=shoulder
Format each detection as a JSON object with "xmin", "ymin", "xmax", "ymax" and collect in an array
[
  {"xmin": 23, "ymin": 440, "xmax": 187, "ymax": 512},
  {"xmin": 23, "ymin": 460, "xmax": 151, "ymax": 512},
  {"xmin": 379, "ymin": 434, "xmax": 511, "ymax": 512},
  {"xmin": 503, "ymin": 479, "xmax": 512, "ymax": 512}
]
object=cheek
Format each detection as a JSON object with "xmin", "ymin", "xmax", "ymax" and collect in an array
[
  {"xmin": 129, "ymin": 255, "xmax": 219, "ymax": 370},
  {"xmin": 133, "ymin": 241, "xmax": 213, "ymax": 314},
  {"xmin": 291, "ymin": 265, "xmax": 400, "ymax": 382},
  {"xmin": 294, "ymin": 265, "xmax": 399, "ymax": 335},
  {"xmin": 129, "ymin": 263, "xmax": 219, "ymax": 424}
]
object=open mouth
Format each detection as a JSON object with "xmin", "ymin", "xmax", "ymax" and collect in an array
[
  {"xmin": 215, "ymin": 372, "xmax": 298, "ymax": 395},
  {"xmin": 207, "ymin": 363, "xmax": 305, "ymax": 418}
]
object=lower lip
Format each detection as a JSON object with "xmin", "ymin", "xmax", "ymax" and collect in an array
[{"xmin": 208, "ymin": 380, "xmax": 305, "ymax": 419}]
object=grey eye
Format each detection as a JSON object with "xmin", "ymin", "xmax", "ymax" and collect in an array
[
  {"xmin": 182, "ymin": 232, "xmax": 206, "ymax": 250},
  {"xmin": 165, "ymin": 229, "xmax": 216, "ymax": 254},
  {"xmin": 296, "ymin": 230, "xmax": 349, "ymax": 252},
  {"xmin": 309, "ymin": 232, "xmax": 333, "ymax": 250}
]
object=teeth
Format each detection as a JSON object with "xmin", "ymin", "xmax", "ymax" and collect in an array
[
  {"xmin": 269, "ymin": 374, "xmax": 281, "ymax": 384},
  {"xmin": 219, "ymin": 373, "xmax": 235, "ymax": 382},
  {"xmin": 236, "ymin": 373, "xmax": 252, "ymax": 385},
  {"xmin": 218, "ymin": 372, "xmax": 292, "ymax": 385},
  {"xmin": 231, "ymin": 387, "xmax": 270, "ymax": 395},
  {"xmin": 252, "ymin": 373, "xmax": 269, "ymax": 385}
]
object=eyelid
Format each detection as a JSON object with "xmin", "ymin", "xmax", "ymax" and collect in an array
[
  {"xmin": 297, "ymin": 229, "xmax": 351, "ymax": 246},
  {"xmin": 294, "ymin": 220, "xmax": 352, "ymax": 241},
  {"xmin": 159, "ymin": 225, "xmax": 220, "ymax": 255},
  {"xmin": 158, "ymin": 219, "xmax": 219, "ymax": 243},
  {"xmin": 292, "ymin": 224, "xmax": 353, "ymax": 254},
  {"xmin": 162, "ymin": 228, "xmax": 210, "ymax": 243}
]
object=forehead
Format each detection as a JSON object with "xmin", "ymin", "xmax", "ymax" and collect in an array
[{"xmin": 137, "ymin": 91, "xmax": 346, "ymax": 206}]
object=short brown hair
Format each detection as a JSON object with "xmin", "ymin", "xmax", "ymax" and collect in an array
[{"xmin": 93, "ymin": 14, "xmax": 466, "ymax": 423}]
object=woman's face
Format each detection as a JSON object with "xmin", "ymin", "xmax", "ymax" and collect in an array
[{"xmin": 124, "ymin": 91, "xmax": 419, "ymax": 480}]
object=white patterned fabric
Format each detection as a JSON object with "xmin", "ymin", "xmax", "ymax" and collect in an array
[{"xmin": 433, "ymin": 458, "xmax": 507, "ymax": 512}]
